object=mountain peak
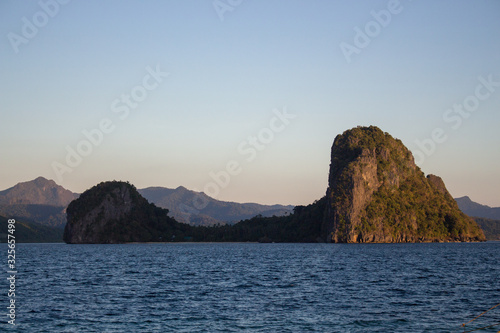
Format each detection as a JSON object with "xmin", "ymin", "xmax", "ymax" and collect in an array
[
  {"xmin": 455, "ymin": 196, "xmax": 500, "ymax": 220},
  {"xmin": 138, "ymin": 186, "xmax": 293, "ymax": 226},
  {"xmin": 0, "ymin": 177, "xmax": 77, "ymax": 207},
  {"xmin": 33, "ymin": 176, "xmax": 51, "ymax": 182}
]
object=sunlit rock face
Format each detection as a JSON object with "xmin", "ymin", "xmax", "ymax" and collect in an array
[{"xmin": 322, "ymin": 126, "xmax": 485, "ymax": 243}]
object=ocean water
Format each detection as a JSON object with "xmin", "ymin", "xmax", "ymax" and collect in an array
[{"xmin": 2, "ymin": 242, "xmax": 500, "ymax": 332}]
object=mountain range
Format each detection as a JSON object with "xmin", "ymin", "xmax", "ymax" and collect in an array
[
  {"xmin": 0, "ymin": 177, "xmax": 293, "ymax": 229},
  {"xmin": 0, "ymin": 177, "xmax": 77, "ymax": 206},
  {"xmin": 63, "ymin": 126, "xmax": 490, "ymax": 244},
  {"xmin": 454, "ymin": 197, "xmax": 500, "ymax": 240},
  {"xmin": 455, "ymin": 196, "xmax": 500, "ymax": 220},
  {"xmin": 138, "ymin": 186, "xmax": 293, "ymax": 225},
  {"xmin": 0, "ymin": 174, "xmax": 498, "ymax": 241}
]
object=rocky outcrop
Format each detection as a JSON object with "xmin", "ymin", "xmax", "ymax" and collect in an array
[
  {"xmin": 322, "ymin": 126, "xmax": 485, "ymax": 243},
  {"xmin": 63, "ymin": 181, "xmax": 186, "ymax": 244},
  {"xmin": 63, "ymin": 127, "xmax": 486, "ymax": 244}
]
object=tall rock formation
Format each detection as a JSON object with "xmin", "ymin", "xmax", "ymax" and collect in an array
[{"xmin": 322, "ymin": 126, "xmax": 485, "ymax": 243}]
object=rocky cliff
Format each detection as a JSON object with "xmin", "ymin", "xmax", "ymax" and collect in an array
[
  {"xmin": 322, "ymin": 126, "xmax": 485, "ymax": 243},
  {"xmin": 64, "ymin": 181, "xmax": 189, "ymax": 244}
]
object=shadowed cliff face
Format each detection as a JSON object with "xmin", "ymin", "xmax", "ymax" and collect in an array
[
  {"xmin": 63, "ymin": 181, "xmax": 183, "ymax": 244},
  {"xmin": 64, "ymin": 182, "xmax": 133, "ymax": 243},
  {"xmin": 322, "ymin": 126, "xmax": 485, "ymax": 243}
]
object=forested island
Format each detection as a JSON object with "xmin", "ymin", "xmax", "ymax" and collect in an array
[{"xmin": 63, "ymin": 126, "xmax": 485, "ymax": 244}]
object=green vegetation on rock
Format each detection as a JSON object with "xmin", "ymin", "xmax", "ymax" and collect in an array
[
  {"xmin": 64, "ymin": 181, "xmax": 325, "ymax": 244},
  {"xmin": 64, "ymin": 181, "xmax": 192, "ymax": 244},
  {"xmin": 191, "ymin": 198, "xmax": 326, "ymax": 243},
  {"xmin": 63, "ymin": 126, "xmax": 486, "ymax": 244},
  {"xmin": 323, "ymin": 126, "xmax": 485, "ymax": 243},
  {"xmin": 473, "ymin": 217, "xmax": 500, "ymax": 240}
]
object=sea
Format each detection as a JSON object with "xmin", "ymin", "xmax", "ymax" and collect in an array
[{"xmin": 2, "ymin": 242, "xmax": 499, "ymax": 332}]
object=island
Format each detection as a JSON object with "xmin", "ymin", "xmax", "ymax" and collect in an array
[{"xmin": 64, "ymin": 126, "xmax": 485, "ymax": 244}]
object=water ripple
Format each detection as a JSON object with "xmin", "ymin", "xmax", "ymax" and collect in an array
[{"xmin": 2, "ymin": 242, "xmax": 499, "ymax": 332}]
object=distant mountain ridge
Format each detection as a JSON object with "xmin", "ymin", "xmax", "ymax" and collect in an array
[
  {"xmin": 0, "ymin": 177, "xmax": 293, "ymax": 228},
  {"xmin": 0, "ymin": 177, "xmax": 78, "ymax": 228},
  {"xmin": 0, "ymin": 177, "xmax": 78, "ymax": 206},
  {"xmin": 1, "ymin": 176, "xmax": 498, "ymax": 242},
  {"xmin": 454, "ymin": 197, "xmax": 500, "ymax": 240},
  {"xmin": 455, "ymin": 196, "xmax": 500, "ymax": 220},
  {"xmin": 138, "ymin": 186, "xmax": 294, "ymax": 226}
]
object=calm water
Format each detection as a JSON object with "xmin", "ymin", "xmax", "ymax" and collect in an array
[{"xmin": 2, "ymin": 242, "xmax": 499, "ymax": 332}]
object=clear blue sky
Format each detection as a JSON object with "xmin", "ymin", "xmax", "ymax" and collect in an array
[{"xmin": 1, "ymin": 0, "xmax": 499, "ymax": 206}]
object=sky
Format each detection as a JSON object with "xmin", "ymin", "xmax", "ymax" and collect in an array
[{"xmin": 1, "ymin": 0, "xmax": 499, "ymax": 207}]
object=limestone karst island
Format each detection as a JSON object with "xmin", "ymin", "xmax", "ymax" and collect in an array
[{"xmin": 63, "ymin": 126, "xmax": 485, "ymax": 244}]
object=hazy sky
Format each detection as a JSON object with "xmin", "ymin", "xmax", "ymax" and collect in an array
[{"xmin": 1, "ymin": 0, "xmax": 499, "ymax": 207}]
